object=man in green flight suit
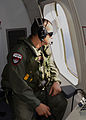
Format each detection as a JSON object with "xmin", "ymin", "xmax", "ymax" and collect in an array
[{"xmin": 1, "ymin": 18, "xmax": 67, "ymax": 120}]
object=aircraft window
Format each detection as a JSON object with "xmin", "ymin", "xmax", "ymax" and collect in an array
[{"xmin": 44, "ymin": 3, "xmax": 78, "ymax": 85}]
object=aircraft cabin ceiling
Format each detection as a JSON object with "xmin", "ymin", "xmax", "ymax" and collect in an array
[
  {"xmin": 22, "ymin": 0, "xmax": 41, "ymax": 23},
  {"xmin": 22, "ymin": 0, "xmax": 61, "ymax": 23}
]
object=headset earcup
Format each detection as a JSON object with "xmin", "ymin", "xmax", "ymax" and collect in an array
[{"xmin": 38, "ymin": 26, "xmax": 48, "ymax": 41}]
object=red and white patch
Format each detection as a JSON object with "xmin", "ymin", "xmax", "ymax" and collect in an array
[{"xmin": 12, "ymin": 53, "xmax": 23, "ymax": 64}]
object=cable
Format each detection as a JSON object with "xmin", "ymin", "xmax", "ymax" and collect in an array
[{"xmin": 71, "ymin": 88, "xmax": 86, "ymax": 112}]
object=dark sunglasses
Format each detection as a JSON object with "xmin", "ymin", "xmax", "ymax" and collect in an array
[{"xmin": 48, "ymin": 32, "xmax": 53, "ymax": 37}]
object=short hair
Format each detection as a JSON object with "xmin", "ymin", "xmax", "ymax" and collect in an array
[{"xmin": 31, "ymin": 18, "xmax": 52, "ymax": 36}]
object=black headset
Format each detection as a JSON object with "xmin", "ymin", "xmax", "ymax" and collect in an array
[{"xmin": 35, "ymin": 18, "xmax": 48, "ymax": 41}]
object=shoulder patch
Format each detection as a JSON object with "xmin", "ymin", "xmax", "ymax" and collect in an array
[{"xmin": 12, "ymin": 53, "xmax": 23, "ymax": 64}]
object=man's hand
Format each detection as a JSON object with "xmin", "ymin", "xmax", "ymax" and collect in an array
[
  {"xmin": 35, "ymin": 103, "xmax": 51, "ymax": 118},
  {"xmin": 49, "ymin": 82, "xmax": 61, "ymax": 96}
]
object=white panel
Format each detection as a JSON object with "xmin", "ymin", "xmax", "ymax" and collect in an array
[{"xmin": 74, "ymin": 0, "xmax": 86, "ymax": 25}]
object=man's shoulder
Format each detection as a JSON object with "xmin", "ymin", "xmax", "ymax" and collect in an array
[
  {"xmin": 7, "ymin": 41, "xmax": 29, "ymax": 61},
  {"xmin": 9, "ymin": 44, "xmax": 24, "ymax": 55}
]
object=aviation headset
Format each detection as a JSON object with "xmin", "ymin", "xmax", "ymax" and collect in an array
[{"xmin": 35, "ymin": 18, "xmax": 48, "ymax": 41}]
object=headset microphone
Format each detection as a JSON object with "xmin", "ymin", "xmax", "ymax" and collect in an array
[
  {"xmin": 48, "ymin": 41, "xmax": 53, "ymax": 45},
  {"xmin": 50, "ymin": 42, "xmax": 53, "ymax": 45},
  {"xmin": 42, "ymin": 39, "xmax": 53, "ymax": 45}
]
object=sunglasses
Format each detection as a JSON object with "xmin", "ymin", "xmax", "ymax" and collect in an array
[{"xmin": 48, "ymin": 32, "xmax": 53, "ymax": 37}]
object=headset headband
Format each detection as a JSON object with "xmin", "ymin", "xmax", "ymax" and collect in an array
[{"xmin": 35, "ymin": 18, "xmax": 48, "ymax": 41}]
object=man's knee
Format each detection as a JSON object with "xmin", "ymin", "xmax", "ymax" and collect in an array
[
  {"xmin": 47, "ymin": 92, "xmax": 67, "ymax": 120},
  {"xmin": 48, "ymin": 92, "xmax": 67, "ymax": 105},
  {"xmin": 55, "ymin": 92, "xmax": 67, "ymax": 111},
  {"xmin": 59, "ymin": 92, "xmax": 67, "ymax": 105},
  {"xmin": 47, "ymin": 92, "xmax": 67, "ymax": 113}
]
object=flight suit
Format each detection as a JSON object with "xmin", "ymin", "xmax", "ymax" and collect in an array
[{"xmin": 1, "ymin": 36, "xmax": 67, "ymax": 120}]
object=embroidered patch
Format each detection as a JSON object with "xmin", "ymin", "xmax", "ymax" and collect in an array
[
  {"xmin": 12, "ymin": 53, "xmax": 23, "ymax": 64},
  {"xmin": 24, "ymin": 74, "xmax": 29, "ymax": 80},
  {"xmin": 24, "ymin": 74, "xmax": 32, "ymax": 82}
]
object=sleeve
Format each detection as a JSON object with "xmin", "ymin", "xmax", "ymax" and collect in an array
[
  {"xmin": 50, "ymin": 55, "xmax": 61, "ymax": 84},
  {"xmin": 44, "ymin": 45, "xmax": 61, "ymax": 84},
  {"xmin": 7, "ymin": 45, "xmax": 40, "ymax": 111}
]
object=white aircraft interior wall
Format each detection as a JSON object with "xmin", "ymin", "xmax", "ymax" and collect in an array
[
  {"xmin": 0, "ymin": 0, "xmax": 31, "ymax": 87},
  {"xmin": 72, "ymin": 0, "xmax": 86, "ymax": 90},
  {"xmin": 74, "ymin": 0, "xmax": 86, "ymax": 26},
  {"xmin": 74, "ymin": 0, "xmax": 86, "ymax": 61}
]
